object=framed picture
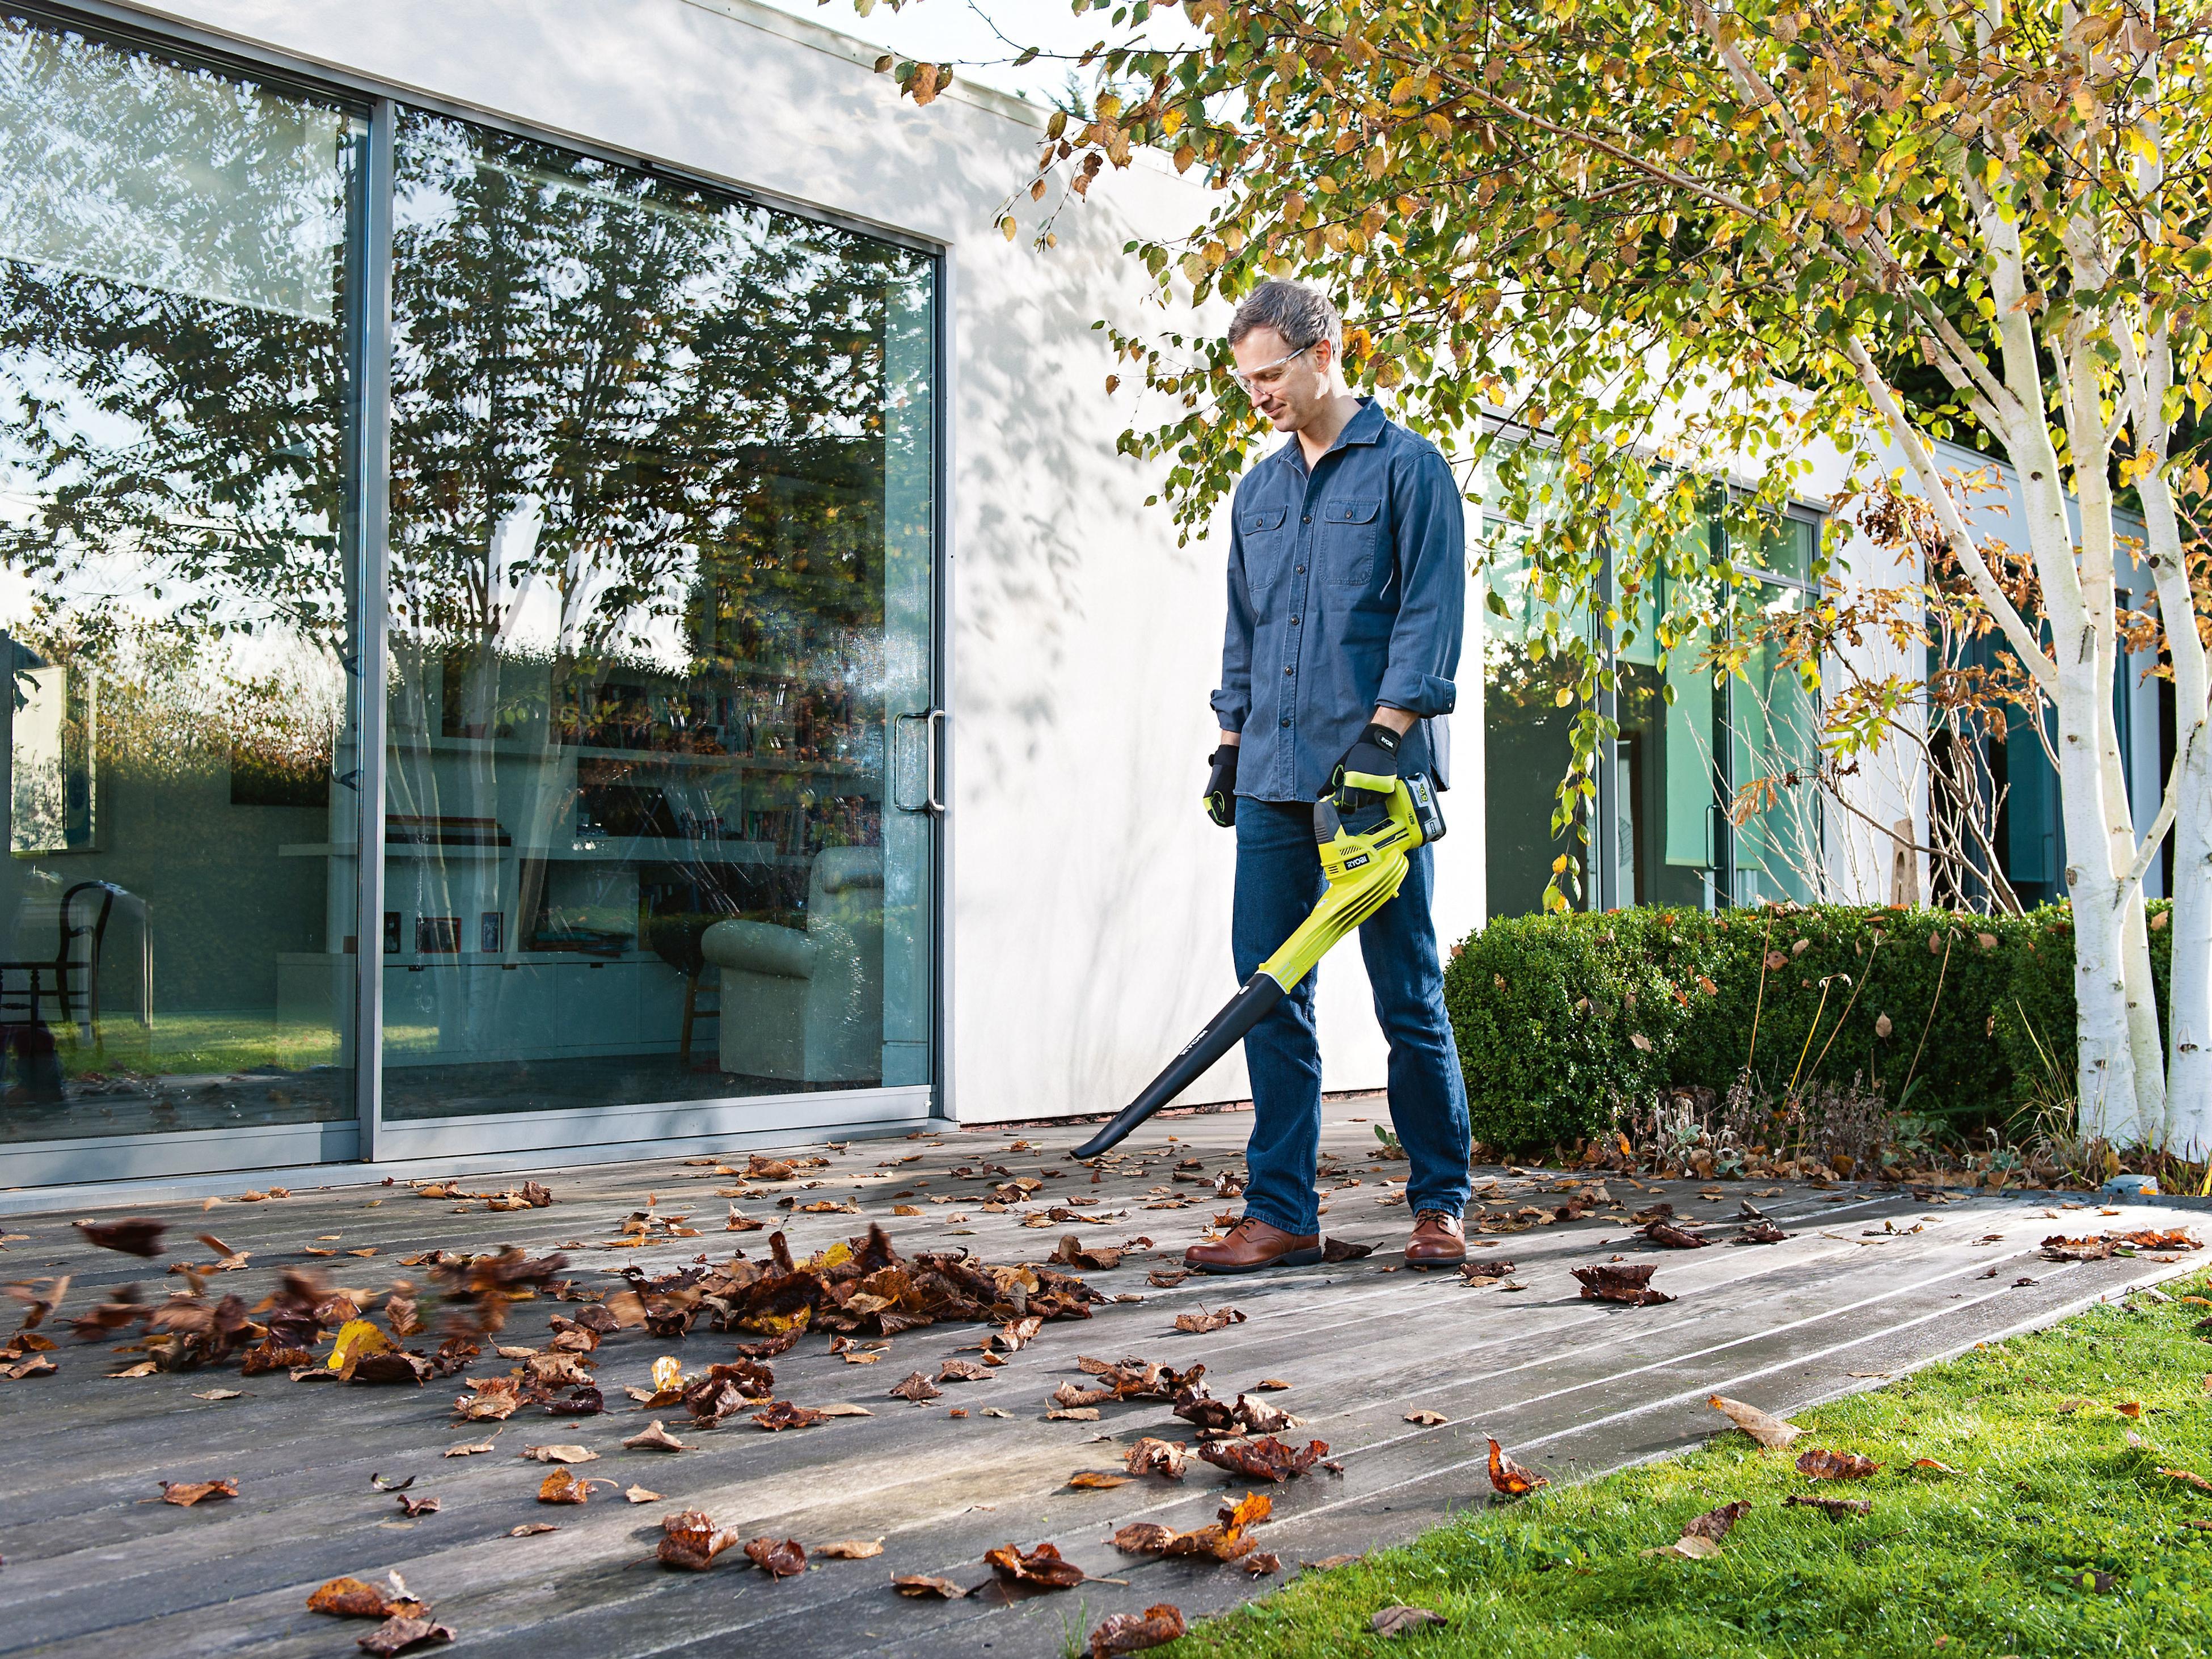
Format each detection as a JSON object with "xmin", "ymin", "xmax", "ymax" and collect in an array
[
  {"xmin": 383, "ymin": 911, "xmax": 402, "ymax": 955},
  {"xmin": 479, "ymin": 910, "xmax": 503, "ymax": 954},
  {"xmin": 416, "ymin": 915, "xmax": 462, "ymax": 954}
]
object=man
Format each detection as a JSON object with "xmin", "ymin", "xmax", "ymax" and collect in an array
[{"xmin": 1188, "ymin": 280, "xmax": 1471, "ymax": 1274}]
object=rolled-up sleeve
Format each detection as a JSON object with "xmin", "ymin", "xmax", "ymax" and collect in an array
[
  {"xmin": 1376, "ymin": 450, "xmax": 1464, "ymax": 717},
  {"xmin": 1210, "ymin": 511, "xmax": 1255, "ymax": 733}
]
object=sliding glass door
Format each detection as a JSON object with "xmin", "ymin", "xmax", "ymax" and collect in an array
[
  {"xmin": 0, "ymin": 10, "xmax": 368, "ymax": 1176},
  {"xmin": 0, "ymin": 9, "xmax": 942, "ymax": 1187},
  {"xmin": 376, "ymin": 108, "xmax": 938, "ymax": 1129}
]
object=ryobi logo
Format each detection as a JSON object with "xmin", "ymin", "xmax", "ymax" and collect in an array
[{"xmin": 1342, "ymin": 853, "xmax": 1371, "ymax": 869}]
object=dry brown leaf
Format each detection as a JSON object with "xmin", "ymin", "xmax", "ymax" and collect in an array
[
  {"xmin": 509, "ymin": 1523, "xmax": 558, "ymax": 1537},
  {"xmin": 1795, "ymin": 1448, "xmax": 1880, "ymax": 1480},
  {"xmin": 983, "ymin": 1539, "xmax": 1086, "ymax": 1589},
  {"xmin": 892, "ymin": 1574, "xmax": 969, "ymax": 1598},
  {"xmin": 1784, "ymin": 1493, "xmax": 1873, "ymax": 1518},
  {"xmin": 2158, "ymin": 1466, "xmax": 2212, "ymax": 1493},
  {"xmin": 519, "ymin": 1445, "xmax": 597, "ymax": 1464},
  {"xmin": 1708, "ymin": 1395, "xmax": 1804, "ymax": 1449},
  {"xmin": 744, "ymin": 1536, "xmax": 807, "ymax": 1578},
  {"xmin": 535, "ymin": 1468, "xmax": 604, "ymax": 1504},
  {"xmin": 1485, "ymin": 1438, "xmax": 1548, "ymax": 1496},
  {"xmin": 75, "ymin": 1218, "xmax": 166, "ymax": 1257},
  {"xmin": 816, "ymin": 1538, "xmax": 884, "ymax": 1559},
  {"xmin": 306, "ymin": 1577, "xmax": 423, "ymax": 1620},
  {"xmin": 356, "ymin": 1614, "xmax": 455, "ymax": 1656},
  {"xmin": 622, "ymin": 1421, "xmax": 686, "ymax": 1453},
  {"xmin": 1068, "ymin": 1470, "xmax": 1132, "ymax": 1489},
  {"xmin": 1573, "ymin": 1263, "xmax": 1674, "ymax": 1306},
  {"xmin": 888, "ymin": 1370, "xmax": 942, "ymax": 1403},
  {"xmin": 158, "ymin": 1478, "xmax": 237, "ymax": 1507},
  {"xmin": 1372, "ymin": 1606, "xmax": 1450, "ymax": 1636},
  {"xmin": 1404, "ymin": 1408, "xmax": 1449, "ymax": 1426},
  {"xmin": 815, "ymin": 1403, "xmax": 873, "ymax": 1417},
  {"xmin": 1681, "ymin": 1500, "xmax": 1751, "ymax": 1543},
  {"xmin": 624, "ymin": 1485, "xmax": 664, "ymax": 1504},
  {"xmin": 1088, "ymin": 1602, "xmax": 1187, "ymax": 1656},
  {"xmin": 1125, "ymin": 1437, "xmax": 1189, "ymax": 1480},
  {"xmin": 1173, "ymin": 1305, "xmax": 1247, "ymax": 1334},
  {"xmin": 1199, "ymin": 1435, "xmax": 1328, "ymax": 1482},
  {"xmin": 443, "ymin": 1435, "xmax": 499, "ymax": 1458},
  {"xmin": 1242, "ymin": 1551, "xmax": 1282, "ymax": 1576},
  {"xmin": 1909, "ymin": 1458, "xmax": 1961, "ymax": 1474},
  {"xmin": 658, "ymin": 1509, "xmax": 740, "ymax": 1571},
  {"xmin": 1641, "ymin": 1534, "xmax": 1724, "ymax": 1560},
  {"xmin": 752, "ymin": 1401, "xmax": 829, "ymax": 1431}
]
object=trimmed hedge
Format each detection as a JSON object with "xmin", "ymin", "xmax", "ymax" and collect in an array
[{"xmin": 1443, "ymin": 901, "xmax": 2171, "ymax": 1155}]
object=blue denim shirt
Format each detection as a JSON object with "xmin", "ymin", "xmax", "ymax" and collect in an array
[{"xmin": 1212, "ymin": 399, "xmax": 1464, "ymax": 802}]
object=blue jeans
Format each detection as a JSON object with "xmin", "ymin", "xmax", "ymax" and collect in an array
[{"xmin": 1233, "ymin": 797, "xmax": 1471, "ymax": 1236}]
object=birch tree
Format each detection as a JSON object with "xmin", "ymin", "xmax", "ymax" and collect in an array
[{"xmin": 877, "ymin": 0, "xmax": 2212, "ymax": 1151}]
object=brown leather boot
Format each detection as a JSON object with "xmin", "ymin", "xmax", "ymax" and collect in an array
[
  {"xmin": 1184, "ymin": 1215, "xmax": 1323, "ymax": 1275},
  {"xmin": 1404, "ymin": 1209, "xmax": 1466, "ymax": 1268}
]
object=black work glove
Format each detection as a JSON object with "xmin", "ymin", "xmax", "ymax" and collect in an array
[
  {"xmin": 1331, "ymin": 721, "xmax": 1403, "ymax": 812},
  {"xmin": 1204, "ymin": 745, "xmax": 1239, "ymax": 827}
]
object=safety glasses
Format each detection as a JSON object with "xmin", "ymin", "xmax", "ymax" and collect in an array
[{"xmin": 1231, "ymin": 340, "xmax": 1312, "ymax": 394}]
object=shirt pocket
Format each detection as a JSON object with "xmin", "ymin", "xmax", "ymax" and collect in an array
[
  {"xmin": 1239, "ymin": 505, "xmax": 1291, "ymax": 609},
  {"xmin": 1318, "ymin": 497, "xmax": 1383, "ymax": 588}
]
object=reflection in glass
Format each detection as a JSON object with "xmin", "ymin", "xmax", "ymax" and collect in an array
[
  {"xmin": 381, "ymin": 109, "xmax": 935, "ymax": 1119},
  {"xmin": 1616, "ymin": 590, "xmax": 1723, "ymax": 910},
  {"xmin": 1731, "ymin": 573, "xmax": 1823, "ymax": 904},
  {"xmin": 1480, "ymin": 532, "xmax": 1589, "ymax": 917},
  {"xmin": 0, "ymin": 12, "xmax": 362, "ymax": 1144}
]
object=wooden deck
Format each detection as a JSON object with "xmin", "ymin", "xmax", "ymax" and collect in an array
[{"xmin": 1, "ymin": 1096, "xmax": 2202, "ymax": 1658}]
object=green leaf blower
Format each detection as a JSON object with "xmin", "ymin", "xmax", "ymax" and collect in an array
[{"xmin": 1073, "ymin": 772, "xmax": 1445, "ymax": 1159}]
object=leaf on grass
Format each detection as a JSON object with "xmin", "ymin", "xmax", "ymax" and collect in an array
[
  {"xmin": 1088, "ymin": 1602, "xmax": 1187, "ymax": 1657},
  {"xmin": 983, "ymin": 1540, "xmax": 1086, "ymax": 1589},
  {"xmin": 1682, "ymin": 1500, "xmax": 1753, "ymax": 1543},
  {"xmin": 1068, "ymin": 1470, "xmax": 1132, "ymax": 1489},
  {"xmin": 1173, "ymin": 1306, "xmax": 1246, "ymax": 1334},
  {"xmin": 1708, "ymin": 1395, "xmax": 1804, "ymax": 1449},
  {"xmin": 159, "ymin": 1478, "xmax": 237, "ymax": 1507},
  {"xmin": 888, "ymin": 1370, "xmax": 942, "ymax": 1403},
  {"xmin": 1486, "ymin": 1438, "xmax": 1548, "ymax": 1496},
  {"xmin": 1404, "ymin": 1409, "xmax": 1449, "ymax": 1425},
  {"xmin": 1321, "ymin": 1238, "xmax": 1375, "ymax": 1261},
  {"xmin": 657, "ymin": 1509, "xmax": 740, "ymax": 1571},
  {"xmin": 816, "ymin": 1538, "xmax": 884, "ymax": 1559},
  {"xmin": 1795, "ymin": 1448, "xmax": 1879, "ymax": 1480},
  {"xmin": 1199, "ymin": 1436, "xmax": 1328, "ymax": 1482},
  {"xmin": 1784, "ymin": 1493, "xmax": 1872, "ymax": 1518},
  {"xmin": 356, "ymin": 1615, "xmax": 455, "ymax": 1656},
  {"xmin": 1573, "ymin": 1263, "xmax": 1674, "ymax": 1306},
  {"xmin": 752, "ymin": 1401, "xmax": 830, "ymax": 1431},
  {"xmin": 2157, "ymin": 1467, "xmax": 2212, "ymax": 1493},
  {"xmin": 623, "ymin": 1420, "xmax": 686, "ymax": 1453},
  {"xmin": 75, "ymin": 1218, "xmax": 166, "ymax": 1257},
  {"xmin": 2117, "ymin": 1401, "xmax": 2143, "ymax": 1420},
  {"xmin": 744, "ymin": 1536, "xmax": 807, "ymax": 1578},
  {"xmin": 1371, "ymin": 1606, "xmax": 1449, "ymax": 1636},
  {"xmin": 892, "ymin": 1574, "xmax": 969, "ymax": 1598},
  {"xmin": 1640, "ymin": 1534, "xmax": 1723, "ymax": 1560},
  {"xmin": 1909, "ymin": 1458, "xmax": 1961, "ymax": 1474}
]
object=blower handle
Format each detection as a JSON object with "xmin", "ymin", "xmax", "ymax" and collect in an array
[{"xmin": 1071, "ymin": 972, "xmax": 1285, "ymax": 1159}]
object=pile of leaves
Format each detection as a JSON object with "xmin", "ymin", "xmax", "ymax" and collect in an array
[{"xmin": 610, "ymin": 1224, "xmax": 1105, "ymax": 1341}]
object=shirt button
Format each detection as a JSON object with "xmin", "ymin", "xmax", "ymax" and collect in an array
[
  {"xmin": 1295, "ymin": 564, "xmax": 1306, "ymax": 574},
  {"xmin": 1280, "ymin": 717, "xmax": 1291, "ymax": 727},
  {"xmin": 1284, "ymin": 665, "xmax": 1294, "ymax": 675},
  {"xmin": 1301, "ymin": 514, "xmax": 1311, "ymax": 524},
  {"xmin": 1289, "ymin": 616, "xmax": 1299, "ymax": 626}
]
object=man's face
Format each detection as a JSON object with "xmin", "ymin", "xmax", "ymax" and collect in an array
[{"xmin": 1230, "ymin": 324, "xmax": 1333, "ymax": 433}]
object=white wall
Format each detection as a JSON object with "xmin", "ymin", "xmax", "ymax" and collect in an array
[{"xmin": 136, "ymin": 0, "xmax": 1441, "ymax": 1124}]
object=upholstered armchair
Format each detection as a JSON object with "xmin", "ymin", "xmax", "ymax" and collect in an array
[{"xmin": 698, "ymin": 846, "xmax": 883, "ymax": 1083}]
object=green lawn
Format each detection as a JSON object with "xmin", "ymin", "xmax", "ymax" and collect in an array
[{"xmin": 1177, "ymin": 1271, "xmax": 2212, "ymax": 1658}]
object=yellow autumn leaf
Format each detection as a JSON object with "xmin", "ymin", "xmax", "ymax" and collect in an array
[
  {"xmin": 651, "ymin": 1356, "xmax": 685, "ymax": 1393},
  {"xmin": 327, "ymin": 1319, "xmax": 392, "ymax": 1373}
]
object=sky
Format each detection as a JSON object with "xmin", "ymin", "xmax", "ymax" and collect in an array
[{"xmin": 743, "ymin": 0, "xmax": 1203, "ymax": 105}]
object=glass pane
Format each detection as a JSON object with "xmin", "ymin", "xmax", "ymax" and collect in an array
[
  {"xmin": 1731, "ymin": 580, "xmax": 1822, "ymax": 903},
  {"xmin": 1615, "ymin": 530, "xmax": 1725, "ymax": 910},
  {"xmin": 0, "ymin": 12, "xmax": 362, "ymax": 1146},
  {"xmin": 1480, "ymin": 525, "xmax": 1590, "ymax": 917},
  {"xmin": 382, "ymin": 109, "xmax": 935, "ymax": 1120}
]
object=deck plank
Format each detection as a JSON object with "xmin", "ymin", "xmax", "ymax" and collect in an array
[{"xmin": 0, "ymin": 1098, "xmax": 2198, "ymax": 1658}]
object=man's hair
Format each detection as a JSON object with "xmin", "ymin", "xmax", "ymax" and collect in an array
[{"xmin": 1227, "ymin": 280, "xmax": 1342, "ymax": 356}]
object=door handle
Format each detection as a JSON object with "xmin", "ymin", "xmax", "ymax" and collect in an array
[{"xmin": 894, "ymin": 708, "xmax": 948, "ymax": 815}]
